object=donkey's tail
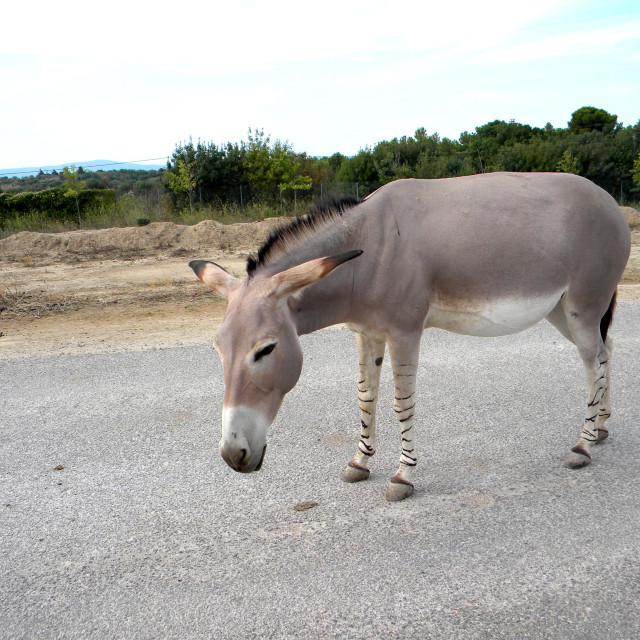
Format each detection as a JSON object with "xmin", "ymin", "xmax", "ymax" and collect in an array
[{"xmin": 600, "ymin": 290, "xmax": 618, "ymax": 342}]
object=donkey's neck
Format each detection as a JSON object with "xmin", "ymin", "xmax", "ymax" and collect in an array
[
  {"xmin": 260, "ymin": 216, "xmax": 362, "ymax": 335},
  {"xmin": 293, "ymin": 262, "xmax": 359, "ymax": 335}
]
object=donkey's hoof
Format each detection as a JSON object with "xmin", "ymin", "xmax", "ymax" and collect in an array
[
  {"xmin": 564, "ymin": 446, "xmax": 591, "ymax": 469},
  {"xmin": 596, "ymin": 428, "xmax": 609, "ymax": 442},
  {"xmin": 385, "ymin": 476, "xmax": 414, "ymax": 501},
  {"xmin": 342, "ymin": 461, "xmax": 370, "ymax": 483}
]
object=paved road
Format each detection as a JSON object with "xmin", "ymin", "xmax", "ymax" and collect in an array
[{"xmin": 2, "ymin": 305, "xmax": 639, "ymax": 639}]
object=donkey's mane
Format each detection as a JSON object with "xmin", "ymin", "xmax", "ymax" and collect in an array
[{"xmin": 246, "ymin": 194, "xmax": 361, "ymax": 275}]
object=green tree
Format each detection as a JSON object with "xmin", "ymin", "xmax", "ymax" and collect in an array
[
  {"xmin": 279, "ymin": 175, "xmax": 312, "ymax": 214},
  {"xmin": 569, "ymin": 107, "xmax": 618, "ymax": 134},
  {"xmin": 459, "ymin": 120, "xmax": 538, "ymax": 173},
  {"xmin": 298, "ymin": 155, "xmax": 331, "ymax": 185},
  {"xmin": 556, "ymin": 149, "xmax": 581, "ymax": 174},
  {"xmin": 269, "ymin": 140, "xmax": 299, "ymax": 190},
  {"xmin": 243, "ymin": 128, "xmax": 303, "ymax": 200},
  {"xmin": 62, "ymin": 164, "xmax": 86, "ymax": 224},
  {"xmin": 194, "ymin": 140, "xmax": 246, "ymax": 203},
  {"xmin": 167, "ymin": 139, "xmax": 198, "ymax": 210},
  {"xmin": 632, "ymin": 153, "xmax": 640, "ymax": 192},
  {"xmin": 328, "ymin": 153, "xmax": 346, "ymax": 180},
  {"xmin": 337, "ymin": 148, "xmax": 378, "ymax": 185},
  {"xmin": 243, "ymin": 128, "xmax": 270, "ymax": 192},
  {"xmin": 167, "ymin": 157, "xmax": 197, "ymax": 211}
]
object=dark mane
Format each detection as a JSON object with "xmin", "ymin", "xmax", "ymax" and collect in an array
[{"xmin": 246, "ymin": 193, "xmax": 361, "ymax": 275}]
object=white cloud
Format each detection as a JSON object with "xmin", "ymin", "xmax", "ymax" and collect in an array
[
  {"xmin": 2, "ymin": 0, "xmax": 578, "ymax": 72},
  {"xmin": 2, "ymin": 0, "xmax": 638, "ymax": 166},
  {"xmin": 472, "ymin": 20, "xmax": 640, "ymax": 65}
]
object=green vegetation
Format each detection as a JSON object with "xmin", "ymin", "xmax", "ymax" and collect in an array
[
  {"xmin": 0, "ymin": 188, "xmax": 115, "ymax": 233},
  {"xmin": 62, "ymin": 165, "xmax": 86, "ymax": 224},
  {"xmin": 0, "ymin": 167, "xmax": 165, "ymax": 195},
  {"xmin": 166, "ymin": 107, "xmax": 640, "ymax": 209},
  {"xmin": 556, "ymin": 150, "xmax": 581, "ymax": 175},
  {"xmin": 166, "ymin": 158, "xmax": 197, "ymax": 212},
  {"xmin": 1, "ymin": 106, "xmax": 638, "ymax": 236},
  {"xmin": 632, "ymin": 153, "xmax": 640, "ymax": 192}
]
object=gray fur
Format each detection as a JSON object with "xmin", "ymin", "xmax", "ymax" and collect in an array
[{"xmin": 190, "ymin": 173, "xmax": 631, "ymax": 498}]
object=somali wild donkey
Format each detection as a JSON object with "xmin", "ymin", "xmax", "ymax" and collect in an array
[{"xmin": 189, "ymin": 173, "xmax": 630, "ymax": 501}]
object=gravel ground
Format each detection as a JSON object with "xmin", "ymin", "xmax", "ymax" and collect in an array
[{"xmin": 1, "ymin": 305, "xmax": 639, "ymax": 639}]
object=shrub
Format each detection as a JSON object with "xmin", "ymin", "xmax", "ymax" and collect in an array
[{"xmin": 0, "ymin": 188, "xmax": 115, "ymax": 221}]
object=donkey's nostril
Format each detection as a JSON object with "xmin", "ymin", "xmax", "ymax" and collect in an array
[{"xmin": 220, "ymin": 441, "xmax": 251, "ymax": 471}]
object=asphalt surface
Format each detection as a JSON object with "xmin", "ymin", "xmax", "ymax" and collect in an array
[{"xmin": 2, "ymin": 305, "xmax": 639, "ymax": 639}]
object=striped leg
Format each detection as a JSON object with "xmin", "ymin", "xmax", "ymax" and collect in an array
[
  {"xmin": 566, "ymin": 335, "xmax": 613, "ymax": 468},
  {"xmin": 385, "ymin": 334, "xmax": 421, "ymax": 501},
  {"xmin": 343, "ymin": 333, "xmax": 386, "ymax": 483},
  {"xmin": 595, "ymin": 337, "xmax": 613, "ymax": 442}
]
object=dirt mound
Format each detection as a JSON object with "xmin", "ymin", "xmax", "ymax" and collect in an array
[
  {"xmin": 2, "ymin": 206, "xmax": 638, "ymax": 265},
  {"xmin": 0, "ymin": 218, "xmax": 287, "ymax": 264},
  {"xmin": 621, "ymin": 206, "xmax": 640, "ymax": 229},
  {"xmin": 2, "ymin": 208, "xmax": 640, "ymax": 360}
]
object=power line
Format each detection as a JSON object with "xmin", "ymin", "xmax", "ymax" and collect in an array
[{"xmin": 0, "ymin": 157, "xmax": 168, "ymax": 177}]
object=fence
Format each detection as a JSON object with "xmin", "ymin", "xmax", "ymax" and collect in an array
[{"xmin": 182, "ymin": 182, "xmax": 381, "ymax": 216}]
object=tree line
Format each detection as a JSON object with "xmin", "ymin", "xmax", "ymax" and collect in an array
[
  {"xmin": 2, "ymin": 107, "xmax": 640, "ymax": 225},
  {"xmin": 0, "ymin": 166, "xmax": 165, "ymax": 197},
  {"xmin": 166, "ymin": 107, "xmax": 640, "ymax": 208}
]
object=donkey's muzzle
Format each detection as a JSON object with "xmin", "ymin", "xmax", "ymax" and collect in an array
[{"xmin": 220, "ymin": 441, "xmax": 267, "ymax": 473}]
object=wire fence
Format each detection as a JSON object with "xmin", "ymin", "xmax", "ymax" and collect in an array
[
  {"xmin": 0, "ymin": 181, "xmax": 386, "ymax": 237},
  {"xmin": 178, "ymin": 182, "xmax": 381, "ymax": 216},
  {"xmin": 0, "ymin": 157, "xmax": 168, "ymax": 178}
]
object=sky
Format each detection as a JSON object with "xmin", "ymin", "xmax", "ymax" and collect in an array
[{"xmin": 1, "ymin": 0, "xmax": 639, "ymax": 170}]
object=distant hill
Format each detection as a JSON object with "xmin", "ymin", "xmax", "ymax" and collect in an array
[{"xmin": 0, "ymin": 159, "xmax": 166, "ymax": 177}]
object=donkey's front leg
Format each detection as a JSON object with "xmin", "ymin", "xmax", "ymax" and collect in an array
[
  {"xmin": 343, "ymin": 332, "xmax": 386, "ymax": 483},
  {"xmin": 385, "ymin": 333, "xmax": 421, "ymax": 501}
]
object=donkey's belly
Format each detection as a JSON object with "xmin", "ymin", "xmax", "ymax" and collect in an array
[{"xmin": 424, "ymin": 291, "xmax": 564, "ymax": 337}]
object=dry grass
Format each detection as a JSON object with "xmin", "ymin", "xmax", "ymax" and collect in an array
[
  {"xmin": 621, "ymin": 206, "xmax": 640, "ymax": 229},
  {"xmin": 0, "ymin": 283, "xmax": 76, "ymax": 319},
  {"xmin": 1, "ymin": 200, "xmax": 289, "ymax": 237}
]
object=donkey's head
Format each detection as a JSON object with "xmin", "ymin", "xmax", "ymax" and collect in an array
[{"xmin": 189, "ymin": 250, "xmax": 361, "ymax": 473}]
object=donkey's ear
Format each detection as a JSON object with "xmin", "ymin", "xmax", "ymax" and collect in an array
[
  {"xmin": 189, "ymin": 260, "xmax": 241, "ymax": 299},
  {"xmin": 268, "ymin": 250, "xmax": 362, "ymax": 299}
]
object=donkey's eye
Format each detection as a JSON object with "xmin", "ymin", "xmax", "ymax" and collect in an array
[{"xmin": 254, "ymin": 342, "xmax": 276, "ymax": 362}]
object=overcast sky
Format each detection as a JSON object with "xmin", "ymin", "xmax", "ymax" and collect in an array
[{"xmin": 1, "ymin": 0, "xmax": 639, "ymax": 169}]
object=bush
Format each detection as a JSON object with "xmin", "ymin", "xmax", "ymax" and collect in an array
[{"xmin": 0, "ymin": 188, "xmax": 115, "ymax": 222}]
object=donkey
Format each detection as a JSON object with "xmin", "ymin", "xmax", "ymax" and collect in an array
[{"xmin": 189, "ymin": 173, "xmax": 630, "ymax": 501}]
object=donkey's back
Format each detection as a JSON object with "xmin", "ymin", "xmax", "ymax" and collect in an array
[{"xmin": 351, "ymin": 173, "xmax": 629, "ymax": 338}]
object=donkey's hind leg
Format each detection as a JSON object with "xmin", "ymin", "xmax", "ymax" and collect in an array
[
  {"xmin": 593, "ymin": 292, "xmax": 617, "ymax": 442},
  {"xmin": 593, "ymin": 336, "xmax": 613, "ymax": 442},
  {"xmin": 565, "ymin": 339, "xmax": 612, "ymax": 468},
  {"xmin": 343, "ymin": 332, "xmax": 386, "ymax": 483},
  {"xmin": 547, "ymin": 296, "xmax": 614, "ymax": 468},
  {"xmin": 564, "ymin": 319, "xmax": 613, "ymax": 469}
]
